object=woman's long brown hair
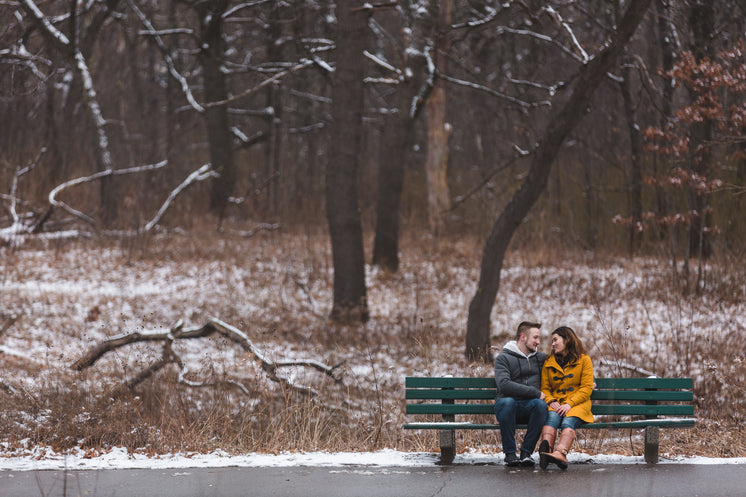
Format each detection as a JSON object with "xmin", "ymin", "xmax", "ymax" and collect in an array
[{"xmin": 552, "ymin": 326, "xmax": 586, "ymax": 364}]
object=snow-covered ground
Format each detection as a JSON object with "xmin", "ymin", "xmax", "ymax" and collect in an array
[
  {"xmin": 1, "ymin": 236, "xmax": 745, "ymax": 464},
  {"xmin": 1, "ymin": 447, "xmax": 745, "ymax": 471}
]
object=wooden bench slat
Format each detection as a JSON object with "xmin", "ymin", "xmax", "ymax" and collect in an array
[
  {"xmin": 405, "ymin": 377, "xmax": 496, "ymax": 388},
  {"xmin": 406, "ymin": 389, "xmax": 693, "ymax": 402},
  {"xmin": 591, "ymin": 390, "xmax": 693, "ymax": 401},
  {"xmin": 592, "ymin": 404, "xmax": 694, "ymax": 416},
  {"xmin": 403, "ymin": 418, "xmax": 696, "ymax": 430},
  {"xmin": 406, "ymin": 390, "xmax": 496, "ymax": 400},
  {"xmin": 406, "ymin": 404, "xmax": 495, "ymax": 415},
  {"xmin": 406, "ymin": 377, "xmax": 694, "ymax": 390},
  {"xmin": 586, "ymin": 419, "xmax": 696, "ymax": 429},
  {"xmin": 406, "ymin": 404, "xmax": 695, "ymax": 416},
  {"xmin": 594, "ymin": 377, "xmax": 693, "ymax": 389},
  {"xmin": 404, "ymin": 423, "xmax": 508, "ymax": 430}
]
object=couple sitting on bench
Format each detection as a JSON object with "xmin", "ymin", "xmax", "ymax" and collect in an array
[{"xmin": 494, "ymin": 321, "xmax": 594, "ymax": 469}]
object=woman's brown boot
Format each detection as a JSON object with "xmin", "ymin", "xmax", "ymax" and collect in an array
[
  {"xmin": 544, "ymin": 428, "xmax": 575, "ymax": 470},
  {"xmin": 538, "ymin": 426, "xmax": 556, "ymax": 469}
]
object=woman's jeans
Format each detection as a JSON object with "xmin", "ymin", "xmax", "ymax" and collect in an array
[
  {"xmin": 544, "ymin": 410, "xmax": 586, "ymax": 431},
  {"xmin": 494, "ymin": 397, "xmax": 548, "ymax": 455}
]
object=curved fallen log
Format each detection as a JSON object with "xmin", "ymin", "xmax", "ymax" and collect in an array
[{"xmin": 73, "ymin": 317, "xmax": 343, "ymax": 397}]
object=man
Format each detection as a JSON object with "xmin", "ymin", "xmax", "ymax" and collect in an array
[{"xmin": 494, "ymin": 321, "xmax": 548, "ymax": 467}]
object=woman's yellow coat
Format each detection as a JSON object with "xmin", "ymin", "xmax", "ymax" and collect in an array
[{"xmin": 541, "ymin": 354, "xmax": 594, "ymax": 423}]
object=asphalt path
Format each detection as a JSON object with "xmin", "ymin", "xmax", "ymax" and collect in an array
[{"xmin": 2, "ymin": 463, "xmax": 745, "ymax": 497}]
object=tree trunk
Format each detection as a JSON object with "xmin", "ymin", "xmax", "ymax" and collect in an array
[
  {"xmin": 265, "ymin": 2, "xmax": 282, "ymax": 220},
  {"xmin": 372, "ymin": 25, "xmax": 427, "ymax": 272},
  {"xmin": 465, "ymin": 0, "xmax": 653, "ymax": 362},
  {"xmin": 424, "ymin": 0, "xmax": 452, "ymax": 237},
  {"xmin": 654, "ymin": 0, "xmax": 675, "ymax": 242},
  {"xmin": 686, "ymin": 0, "xmax": 714, "ymax": 260},
  {"xmin": 619, "ymin": 52, "xmax": 644, "ymax": 256},
  {"xmin": 325, "ymin": 2, "xmax": 369, "ymax": 324},
  {"xmin": 199, "ymin": 1, "xmax": 235, "ymax": 222},
  {"xmin": 372, "ymin": 110, "xmax": 407, "ymax": 272}
]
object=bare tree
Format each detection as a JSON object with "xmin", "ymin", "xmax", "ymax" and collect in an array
[
  {"xmin": 19, "ymin": 0, "xmax": 122, "ymax": 226},
  {"xmin": 371, "ymin": 4, "xmax": 429, "ymax": 271},
  {"xmin": 424, "ymin": 0, "xmax": 452, "ymax": 237},
  {"xmin": 195, "ymin": 0, "xmax": 236, "ymax": 221},
  {"xmin": 619, "ymin": 49, "xmax": 645, "ymax": 256},
  {"xmin": 326, "ymin": 2, "xmax": 370, "ymax": 324},
  {"xmin": 684, "ymin": 0, "xmax": 715, "ymax": 260},
  {"xmin": 465, "ymin": 0, "xmax": 654, "ymax": 362}
]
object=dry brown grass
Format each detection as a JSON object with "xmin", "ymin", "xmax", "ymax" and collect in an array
[{"xmin": 0, "ymin": 229, "xmax": 744, "ymax": 459}]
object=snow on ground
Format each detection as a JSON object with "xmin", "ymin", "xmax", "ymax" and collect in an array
[
  {"xmin": 1, "ymin": 447, "xmax": 745, "ymax": 471},
  {"xmin": 1, "ymin": 239, "xmax": 745, "ymax": 464}
]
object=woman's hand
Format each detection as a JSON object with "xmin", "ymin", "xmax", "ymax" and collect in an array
[
  {"xmin": 549, "ymin": 402, "xmax": 561, "ymax": 412},
  {"xmin": 556, "ymin": 403, "xmax": 572, "ymax": 416}
]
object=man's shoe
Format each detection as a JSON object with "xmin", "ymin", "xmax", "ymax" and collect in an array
[
  {"xmin": 537, "ymin": 440, "xmax": 550, "ymax": 454},
  {"xmin": 504, "ymin": 453, "xmax": 520, "ymax": 466},
  {"xmin": 519, "ymin": 452, "xmax": 535, "ymax": 467}
]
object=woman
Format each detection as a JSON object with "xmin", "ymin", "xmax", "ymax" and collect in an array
[{"xmin": 538, "ymin": 326, "xmax": 594, "ymax": 470}]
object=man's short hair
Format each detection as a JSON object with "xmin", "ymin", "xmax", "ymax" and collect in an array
[{"xmin": 516, "ymin": 321, "xmax": 542, "ymax": 340}]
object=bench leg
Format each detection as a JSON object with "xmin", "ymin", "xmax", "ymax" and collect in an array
[
  {"xmin": 439, "ymin": 429, "xmax": 455, "ymax": 465},
  {"xmin": 644, "ymin": 426, "xmax": 659, "ymax": 464}
]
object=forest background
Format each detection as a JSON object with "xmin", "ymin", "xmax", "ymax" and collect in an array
[{"xmin": 1, "ymin": 0, "xmax": 745, "ymax": 459}]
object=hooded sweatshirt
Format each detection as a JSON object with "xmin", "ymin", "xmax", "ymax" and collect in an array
[{"xmin": 494, "ymin": 340, "xmax": 547, "ymax": 400}]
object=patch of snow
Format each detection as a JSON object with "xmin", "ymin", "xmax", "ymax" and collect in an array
[{"xmin": 0, "ymin": 447, "xmax": 744, "ymax": 472}]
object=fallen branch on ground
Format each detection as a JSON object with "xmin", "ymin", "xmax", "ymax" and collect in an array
[{"xmin": 72, "ymin": 317, "xmax": 343, "ymax": 397}]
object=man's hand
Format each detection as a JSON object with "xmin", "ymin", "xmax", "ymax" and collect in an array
[{"xmin": 539, "ymin": 392, "xmax": 546, "ymax": 401}]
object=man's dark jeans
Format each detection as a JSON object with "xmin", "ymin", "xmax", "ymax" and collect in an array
[{"xmin": 494, "ymin": 397, "xmax": 548, "ymax": 455}]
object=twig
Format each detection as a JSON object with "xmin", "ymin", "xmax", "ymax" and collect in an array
[
  {"xmin": 449, "ymin": 149, "xmax": 529, "ymax": 211},
  {"xmin": 599, "ymin": 358, "xmax": 656, "ymax": 377},
  {"xmin": 143, "ymin": 164, "xmax": 215, "ymax": 233},
  {"xmin": 202, "ymin": 59, "xmax": 314, "ymax": 109},
  {"xmin": 440, "ymin": 73, "xmax": 552, "ymax": 108},
  {"xmin": 543, "ymin": 5, "xmax": 589, "ymax": 63}
]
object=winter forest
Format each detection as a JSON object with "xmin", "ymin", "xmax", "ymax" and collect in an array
[{"xmin": 1, "ymin": 1, "xmax": 746, "ymax": 460}]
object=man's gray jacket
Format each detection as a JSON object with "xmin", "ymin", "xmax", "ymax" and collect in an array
[{"xmin": 494, "ymin": 341, "xmax": 547, "ymax": 400}]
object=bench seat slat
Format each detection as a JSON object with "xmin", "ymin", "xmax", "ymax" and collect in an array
[
  {"xmin": 404, "ymin": 423, "xmax": 513, "ymax": 430},
  {"xmin": 586, "ymin": 418, "xmax": 696, "ymax": 429},
  {"xmin": 406, "ymin": 404, "xmax": 695, "ymax": 416},
  {"xmin": 406, "ymin": 390, "xmax": 497, "ymax": 400},
  {"xmin": 406, "ymin": 404, "xmax": 495, "ymax": 415},
  {"xmin": 403, "ymin": 418, "xmax": 696, "ymax": 430}
]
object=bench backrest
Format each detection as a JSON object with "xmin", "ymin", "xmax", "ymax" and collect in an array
[{"xmin": 405, "ymin": 377, "xmax": 694, "ymax": 418}]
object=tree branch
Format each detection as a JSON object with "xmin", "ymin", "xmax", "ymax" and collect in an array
[
  {"xmin": 440, "ymin": 73, "xmax": 552, "ymax": 108},
  {"xmin": 143, "ymin": 164, "xmax": 216, "ymax": 233},
  {"xmin": 72, "ymin": 318, "xmax": 343, "ymax": 397},
  {"xmin": 202, "ymin": 59, "xmax": 314, "ymax": 110},
  {"xmin": 126, "ymin": 0, "xmax": 205, "ymax": 113},
  {"xmin": 46, "ymin": 161, "xmax": 168, "ymax": 229}
]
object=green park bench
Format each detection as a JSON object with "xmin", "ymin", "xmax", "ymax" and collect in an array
[{"xmin": 403, "ymin": 376, "xmax": 696, "ymax": 465}]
